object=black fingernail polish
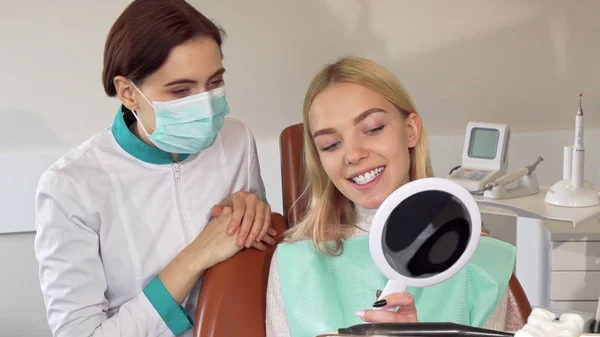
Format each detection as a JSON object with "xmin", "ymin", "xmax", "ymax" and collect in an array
[
  {"xmin": 376, "ymin": 290, "xmax": 382, "ymax": 298},
  {"xmin": 373, "ymin": 299, "xmax": 387, "ymax": 308}
]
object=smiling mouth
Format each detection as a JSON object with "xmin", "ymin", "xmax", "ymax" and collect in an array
[{"xmin": 349, "ymin": 166, "xmax": 385, "ymax": 185}]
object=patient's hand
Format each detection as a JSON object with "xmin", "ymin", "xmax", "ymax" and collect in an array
[{"xmin": 355, "ymin": 292, "xmax": 418, "ymax": 323}]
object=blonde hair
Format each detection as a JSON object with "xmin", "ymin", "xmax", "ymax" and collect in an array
[{"xmin": 285, "ymin": 56, "xmax": 434, "ymax": 255}]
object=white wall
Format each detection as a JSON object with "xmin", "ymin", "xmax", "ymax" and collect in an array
[{"xmin": 1, "ymin": 0, "xmax": 599, "ymax": 335}]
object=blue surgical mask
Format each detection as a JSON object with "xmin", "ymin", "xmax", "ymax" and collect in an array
[{"xmin": 130, "ymin": 82, "xmax": 230, "ymax": 154}]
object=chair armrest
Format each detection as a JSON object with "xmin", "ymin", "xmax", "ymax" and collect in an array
[{"xmin": 193, "ymin": 212, "xmax": 287, "ymax": 337}]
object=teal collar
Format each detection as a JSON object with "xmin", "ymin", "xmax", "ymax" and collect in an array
[{"xmin": 111, "ymin": 105, "xmax": 190, "ymax": 165}]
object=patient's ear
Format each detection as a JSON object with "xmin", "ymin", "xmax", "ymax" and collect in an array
[{"xmin": 405, "ymin": 113, "xmax": 421, "ymax": 148}]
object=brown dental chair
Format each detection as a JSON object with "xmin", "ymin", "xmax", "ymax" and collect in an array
[{"xmin": 279, "ymin": 123, "xmax": 532, "ymax": 332}]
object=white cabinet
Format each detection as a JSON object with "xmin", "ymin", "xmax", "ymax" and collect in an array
[
  {"xmin": 550, "ymin": 240, "xmax": 600, "ymax": 313},
  {"xmin": 474, "ymin": 189, "xmax": 600, "ymax": 315}
]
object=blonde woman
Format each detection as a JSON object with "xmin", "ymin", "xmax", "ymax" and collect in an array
[{"xmin": 265, "ymin": 56, "xmax": 516, "ymax": 337}]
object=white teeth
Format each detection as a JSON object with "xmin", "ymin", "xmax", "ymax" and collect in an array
[{"xmin": 351, "ymin": 166, "xmax": 384, "ymax": 185}]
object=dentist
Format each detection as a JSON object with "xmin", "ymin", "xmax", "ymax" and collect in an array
[{"xmin": 34, "ymin": 1, "xmax": 274, "ymax": 337}]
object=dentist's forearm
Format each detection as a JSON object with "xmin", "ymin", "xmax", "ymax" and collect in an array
[{"xmin": 158, "ymin": 243, "xmax": 211, "ymax": 304}]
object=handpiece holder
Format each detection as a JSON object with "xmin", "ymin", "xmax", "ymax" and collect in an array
[
  {"xmin": 484, "ymin": 172, "xmax": 540, "ymax": 199},
  {"xmin": 545, "ymin": 179, "xmax": 600, "ymax": 207},
  {"xmin": 545, "ymin": 145, "xmax": 599, "ymax": 207}
]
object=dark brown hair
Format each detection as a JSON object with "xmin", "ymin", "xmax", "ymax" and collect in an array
[{"xmin": 102, "ymin": 0, "xmax": 225, "ymax": 97}]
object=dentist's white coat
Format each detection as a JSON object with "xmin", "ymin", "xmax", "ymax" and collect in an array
[{"xmin": 34, "ymin": 111, "xmax": 266, "ymax": 337}]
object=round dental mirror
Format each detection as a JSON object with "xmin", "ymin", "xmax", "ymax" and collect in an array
[{"xmin": 369, "ymin": 177, "xmax": 481, "ymax": 300}]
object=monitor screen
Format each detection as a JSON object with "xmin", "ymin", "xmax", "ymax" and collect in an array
[{"xmin": 468, "ymin": 128, "xmax": 499, "ymax": 159}]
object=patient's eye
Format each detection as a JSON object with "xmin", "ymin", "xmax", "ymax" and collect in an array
[
  {"xmin": 320, "ymin": 141, "xmax": 340, "ymax": 152},
  {"xmin": 367, "ymin": 125, "xmax": 385, "ymax": 134},
  {"xmin": 315, "ymin": 133, "xmax": 340, "ymax": 152},
  {"xmin": 361, "ymin": 113, "xmax": 387, "ymax": 135},
  {"xmin": 362, "ymin": 121, "xmax": 385, "ymax": 135}
]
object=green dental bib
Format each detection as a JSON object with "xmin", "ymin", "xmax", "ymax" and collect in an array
[{"xmin": 277, "ymin": 235, "xmax": 516, "ymax": 337}]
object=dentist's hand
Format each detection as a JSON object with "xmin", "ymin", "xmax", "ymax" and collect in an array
[
  {"xmin": 211, "ymin": 191, "xmax": 277, "ymax": 251},
  {"xmin": 159, "ymin": 206, "xmax": 242, "ymax": 304},
  {"xmin": 355, "ymin": 292, "xmax": 418, "ymax": 323},
  {"xmin": 192, "ymin": 206, "xmax": 243, "ymax": 268}
]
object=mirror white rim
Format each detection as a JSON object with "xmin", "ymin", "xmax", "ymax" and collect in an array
[{"xmin": 368, "ymin": 177, "xmax": 482, "ymax": 288}]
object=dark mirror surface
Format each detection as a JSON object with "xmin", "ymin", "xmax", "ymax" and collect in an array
[{"xmin": 382, "ymin": 190, "xmax": 472, "ymax": 278}]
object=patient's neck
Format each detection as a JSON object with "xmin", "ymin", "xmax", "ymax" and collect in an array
[{"xmin": 354, "ymin": 204, "xmax": 378, "ymax": 233}]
